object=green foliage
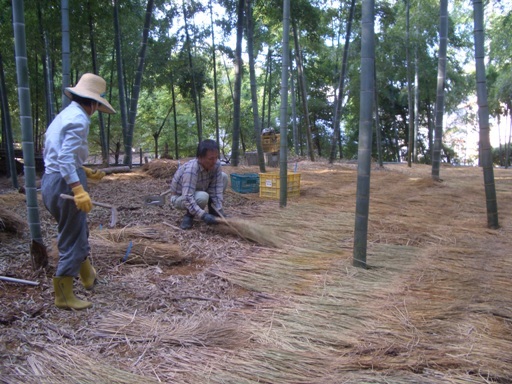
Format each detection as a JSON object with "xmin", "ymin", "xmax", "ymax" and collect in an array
[
  {"xmin": 487, "ymin": 10, "xmax": 512, "ymax": 118},
  {"xmin": 492, "ymin": 143, "xmax": 512, "ymax": 167},
  {"xmin": 0, "ymin": 0, "xmax": 510, "ymax": 166},
  {"xmin": 174, "ymin": 49, "xmax": 212, "ymax": 100}
]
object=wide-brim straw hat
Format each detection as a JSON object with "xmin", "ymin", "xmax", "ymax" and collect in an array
[{"xmin": 64, "ymin": 73, "xmax": 116, "ymax": 114}]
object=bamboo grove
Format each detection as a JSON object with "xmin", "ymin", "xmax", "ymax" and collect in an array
[{"xmin": 0, "ymin": 0, "xmax": 511, "ymax": 169}]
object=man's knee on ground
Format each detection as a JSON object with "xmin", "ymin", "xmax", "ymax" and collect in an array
[{"xmin": 195, "ymin": 191, "xmax": 209, "ymax": 208}]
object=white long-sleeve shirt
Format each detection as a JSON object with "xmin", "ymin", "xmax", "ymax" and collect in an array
[{"xmin": 43, "ymin": 101, "xmax": 90, "ymax": 185}]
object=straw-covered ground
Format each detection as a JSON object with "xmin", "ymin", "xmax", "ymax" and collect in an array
[{"xmin": 1, "ymin": 159, "xmax": 511, "ymax": 383}]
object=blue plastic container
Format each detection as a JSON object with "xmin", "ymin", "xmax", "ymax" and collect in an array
[{"xmin": 230, "ymin": 173, "xmax": 260, "ymax": 194}]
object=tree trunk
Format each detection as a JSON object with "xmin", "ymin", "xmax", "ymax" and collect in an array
[
  {"xmin": 209, "ymin": 0, "xmax": 220, "ymax": 147},
  {"xmin": 88, "ymin": 0, "xmax": 108, "ymax": 166},
  {"xmin": 353, "ymin": 0, "xmax": 375, "ymax": 269},
  {"xmin": 105, "ymin": 48, "xmax": 116, "ymax": 167},
  {"xmin": 12, "ymin": 0, "xmax": 48, "ymax": 270},
  {"xmin": 37, "ymin": 2, "xmax": 55, "ymax": 126},
  {"xmin": 115, "ymin": 141, "xmax": 120, "ymax": 165},
  {"xmin": 313, "ymin": 115, "xmax": 321, "ymax": 157},
  {"xmin": 0, "ymin": 52, "xmax": 19, "ymax": 189},
  {"xmin": 289, "ymin": 54, "xmax": 299, "ymax": 156},
  {"xmin": 329, "ymin": 0, "xmax": 355, "ymax": 163},
  {"xmin": 260, "ymin": 48, "xmax": 271, "ymax": 130},
  {"xmin": 473, "ymin": 0, "xmax": 499, "ymax": 229},
  {"xmin": 497, "ymin": 115, "xmax": 504, "ymax": 166},
  {"xmin": 183, "ymin": 1, "xmax": 202, "ymax": 142},
  {"xmin": 61, "ymin": 0, "xmax": 71, "ymax": 109},
  {"xmin": 231, "ymin": 0, "xmax": 245, "ymax": 166},
  {"xmin": 506, "ymin": 108, "xmax": 511, "ymax": 168},
  {"xmin": 33, "ymin": 55, "xmax": 41, "ymax": 151},
  {"xmin": 393, "ymin": 118, "xmax": 400, "ymax": 162},
  {"xmin": 374, "ymin": 60, "xmax": 383, "ymax": 167},
  {"xmin": 171, "ymin": 76, "xmax": 179, "ymax": 159},
  {"xmin": 198, "ymin": 91, "xmax": 203, "ymax": 142},
  {"xmin": 124, "ymin": 0, "xmax": 154, "ymax": 167},
  {"xmin": 114, "ymin": 0, "xmax": 128, "ymax": 164},
  {"xmin": 431, "ymin": 0, "xmax": 448, "ymax": 180},
  {"xmin": 292, "ymin": 21, "xmax": 314, "ymax": 161},
  {"xmin": 246, "ymin": 0, "xmax": 265, "ymax": 172},
  {"xmin": 406, "ymin": 0, "xmax": 413, "ymax": 167},
  {"xmin": 296, "ymin": 84, "xmax": 304, "ymax": 156},
  {"xmin": 426, "ymin": 102, "xmax": 433, "ymax": 164},
  {"xmin": 413, "ymin": 44, "xmax": 419, "ymax": 163},
  {"xmin": 222, "ymin": 53, "xmax": 234, "ymax": 100},
  {"xmin": 279, "ymin": 0, "xmax": 291, "ymax": 208},
  {"xmin": 153, "ymin": 106, "xmax": 173, "ymax": 158},
  {"xmin": 267, "ymin": 60, "xmax": 272, "ymax": 131}
]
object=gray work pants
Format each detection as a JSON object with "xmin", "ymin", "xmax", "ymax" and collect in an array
[
  {"xmin": 41, "ymin": 169, "xmax": 89, "ymax": 277},
  {"xmin": 171, "ymin": 172, "xmax": 228, "ymax": 211}
]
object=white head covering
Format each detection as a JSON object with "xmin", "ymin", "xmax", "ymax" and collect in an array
[{"xmin": 64, "ymin": 73, "xmax": 116, "ymax": 114}]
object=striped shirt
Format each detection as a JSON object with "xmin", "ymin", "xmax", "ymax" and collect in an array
[
  {"xmin": 43, "ymin": 101, "xmax": 90, "ymax": 185},
  {"xmin": 170, "ymin": 158, "xmax": 224, "ymax": 217}
]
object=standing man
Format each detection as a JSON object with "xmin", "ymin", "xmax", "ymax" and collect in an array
[
  {"xmin": 42, "ymin": 73, "xmax": 115, "ymax": 310},
  {"xmin": 170, "ymin": 139, "xmax": 228, "ymax": 229}
]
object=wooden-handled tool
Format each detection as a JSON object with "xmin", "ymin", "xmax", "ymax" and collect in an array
[
  {"xmin": 60, "ymin": 194, "xmax": 118, "ymax": 228},
  {"xmin": 143, "ymin": 188, "xmax": 173, "ymax": 206}
]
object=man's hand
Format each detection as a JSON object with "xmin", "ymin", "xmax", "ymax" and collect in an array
[
  {"xmin": 211, "ymin": 208, "xmax": 228, "ymax": 218},
  {"xmin": 202, "ymin": 213, "xmax": 218, "ymax": 225},
  {"xmin": 72, "ymin": 185, "xmax": 93, "ymax": 213},
  {"xmin": 83, "ymin": 166, "xmax": 105, "ymax": 181}
]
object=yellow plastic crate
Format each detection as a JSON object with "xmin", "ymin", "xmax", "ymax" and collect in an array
[{"xmin": 259, "ymin": 172, "xmax": 301, "ymax": 199}]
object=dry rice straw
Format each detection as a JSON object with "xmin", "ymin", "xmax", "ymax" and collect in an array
[
  {"xmin": 89, "ymin": 236, "xmax": 183, "ymax": 266},
  {"xmin": 8, "ymin": 344, "xmax": 159, "ymax": 384},
  {"xmin": 94, "ymin": 311, "xmax": 249, "ymax": 348}
]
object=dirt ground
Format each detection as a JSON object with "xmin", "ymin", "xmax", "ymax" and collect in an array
[{"xmin": 1, "ymin": 160, "xmax": 511, "ymax": 383}]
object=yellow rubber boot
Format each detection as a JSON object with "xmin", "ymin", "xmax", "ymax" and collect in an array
[
  {"xmin": 79, "ymin": 258, "xmax": 96, "ymax": 290},
  {"xmin": 53, "ymin": 276, "xmax": 92, "ymax": 310}
]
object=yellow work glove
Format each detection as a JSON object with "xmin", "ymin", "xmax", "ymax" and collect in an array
[
  {"xmin": 72, "ymin": 185, "xmax": 93, "ymax": 213},
  {"xmin": 83, "ymin": 166, "xmax": 105, "ymax": 180}
]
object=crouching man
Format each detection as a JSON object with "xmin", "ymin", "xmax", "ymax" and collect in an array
[{"xmin": 170, "ymin": 139, "xmax": 228, "ymax": 230}]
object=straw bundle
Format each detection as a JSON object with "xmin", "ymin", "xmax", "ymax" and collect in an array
[
  {"xmin": 0, "ymin": 192, "xmax": 26, "ymax": 205},
  {"xmin": 89, "ymin": 236, "xmax": 184, "ymax": 266},
  {"xmin": 91, "ymin": 226, "xmax": 165, "ymax": 242},
  {"xmin": 0, "ymin": 206, "xmax": 25, "ymax": 234},
  {"xmin": 94, "ymin": 311, "xmax": 249, "ymax": 348},
  {"xmin": 216, "ymin": 218, "xmax": 284, "ymax": 248},
  {"xmin": 8, "ymin": 344, "xmax": 159, "ymax": 384},
  {"xmin": 141, "ymin": 159, "xmax": 179, "ymax": 179}
]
